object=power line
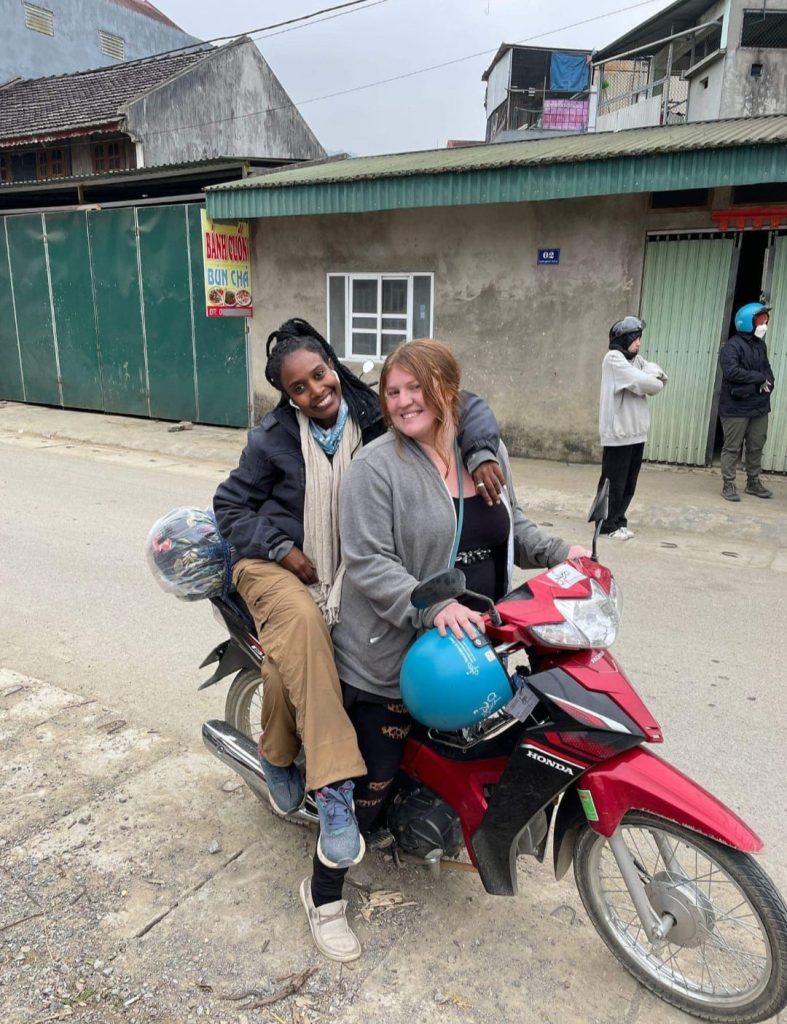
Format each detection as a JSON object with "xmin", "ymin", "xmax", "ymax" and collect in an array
[
  {"xmin": 253, "ymin": 0, "xmax": 390, "ymax": 41},
  {"xmin": 138, "ymin": 0, "xmax": 394, "ymax": 63},
  {"xmin": 143, "ymin": 0, "xmax": 666, "ymax": 140}
]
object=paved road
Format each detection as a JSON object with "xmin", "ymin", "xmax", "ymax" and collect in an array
[{"xmin": 1, "ymin": 434, "xmax": 786, "ymax": 1024}]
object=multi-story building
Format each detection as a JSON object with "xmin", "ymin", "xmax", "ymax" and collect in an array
[
  {"xmin": 594, "ymin": 0, "xmax": 787, "ymax": 131},
  {"xmin": 482, "ymin": 44, "xmax": 594, "ymax": 141}
]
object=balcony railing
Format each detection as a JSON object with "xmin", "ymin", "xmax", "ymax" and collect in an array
[{"xmin": 596, "ymin": 73, "xmax": 688, "ymax": 132}]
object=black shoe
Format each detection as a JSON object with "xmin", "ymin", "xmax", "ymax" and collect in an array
[
  {"xmin": 721, "ymin": 482, "xmax": 740, "ymax": 502},
  {"xmin": 745, "ymin": 478, "xmax": 773, "ymax": 499}
]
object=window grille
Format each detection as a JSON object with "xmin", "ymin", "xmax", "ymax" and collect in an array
[
  {"xmin": 92, "ymin": 141, "xmax": 126, "ymax": 173},
  {"xmin": 24, "ymin": 2, "xmax": 54, "ymax": 35},
  {"xmin": 99, "ymin": 29, "xmax": 125, "ymax": 60},
  {"xmin": 742, "ymin": 11, "xmax": 787, "ymax": 48},
  {"xmin": 36, "ymin": 147, "xmax": 71, "ymax": 179},
  {"xmin": 327, "ymin": 273, "xmax": 434, "ymax": 360}
]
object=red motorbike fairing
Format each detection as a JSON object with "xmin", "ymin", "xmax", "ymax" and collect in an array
[
  {"xmin": 399, "ymin": 739, "xmax": 508, "ymax": 857},
  {"xmin": 580, "ymin": 746, "xmax": 763, "ymax": 851}
]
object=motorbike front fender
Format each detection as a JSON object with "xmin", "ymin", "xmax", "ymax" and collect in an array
[
  {"xmin": 552, "ymin": 786, "xmax": 586, "ymax": 881},
  {"xmin": 577, "ymin": 747, "xmax": 762, "ymax": 853}
]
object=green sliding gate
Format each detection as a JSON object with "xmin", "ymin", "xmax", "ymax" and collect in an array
[
  {"xmin": 640, "ymin": 235, "xmax": 736, "ymax": 465},
  {"xmin": 0, "ymin": 203, "xmax": 249, "ymax": 427},
  {"xmin": 760, "ymin": 235, "xmax": 787, "ymax": 473}
]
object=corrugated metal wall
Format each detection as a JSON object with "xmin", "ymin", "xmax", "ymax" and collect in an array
[
  {"xmin": 763, "ymin": 235, "xmax": 787, "ymax": 473},
  {"xmin": 641, "ymin": 236, "xmax": 736, "ymax": 465},
  {"xmin": 0, "ymin": 203, "xmax": 249, "ymax": 428}
]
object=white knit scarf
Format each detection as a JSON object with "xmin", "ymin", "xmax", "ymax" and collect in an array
[{"xmin": 297, "ymin": 409, "xmax": 361, "ymax": 625}]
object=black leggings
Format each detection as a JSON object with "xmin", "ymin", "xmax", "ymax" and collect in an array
[
  {"xmin": 598, "ymin": 443, "xmax": 644, "ymax": 534},
  {"xmin": 311, "ymin": 688, "xmax": 412, "ymax": 906}
]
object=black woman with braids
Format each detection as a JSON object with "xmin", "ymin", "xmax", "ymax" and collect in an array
[{"xmin": 213, "ymin": 318, "xmax": 503, "ymax": 961}]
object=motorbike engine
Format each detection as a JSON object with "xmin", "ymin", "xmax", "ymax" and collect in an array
[{"xmin": 387, "ymin": 784, "xmax": 463, "ymax": 858}]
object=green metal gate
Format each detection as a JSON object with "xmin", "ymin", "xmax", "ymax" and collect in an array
[
  {"xmin": 0, "ymin": 203, "xmax": 249, "ymax": 428},
  {"xmin": 762, "ymin": 235, "xmax": 787, "ymax": 473},
  {"xmin": 640, "ymin": 235, "xmax": 736, "ymax": 465}
]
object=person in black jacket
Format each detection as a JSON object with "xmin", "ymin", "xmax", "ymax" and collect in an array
[
  {"xmin": 719, "ymin": 302, "xmax": 776, "ymax": 502},
  {"xmin": 213, "ymin": 319, "xmax": 503, "ymax": 959}
]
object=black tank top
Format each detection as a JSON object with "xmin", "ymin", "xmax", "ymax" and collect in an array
[{"xmin": 452, "ymin": 495, "xmax": 509, "ymax": 609}]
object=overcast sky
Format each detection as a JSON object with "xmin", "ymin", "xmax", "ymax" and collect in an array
[{"xmin": 157, "ymin": 0, "xmax": 674, "ymax": 155}]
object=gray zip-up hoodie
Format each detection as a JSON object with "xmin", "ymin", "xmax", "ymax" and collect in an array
[
  {"xmin": 598, "ymin": 351, "xmax": 665, "ymax": 447},
  {"xmin": 332, "ymin": 433, "xmax": 570, "ymax": 699}
]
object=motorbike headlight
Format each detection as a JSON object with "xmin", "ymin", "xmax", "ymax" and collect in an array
[{"xmin": 530, "ymin": 579, "xmax": 621, "ymax": 649}]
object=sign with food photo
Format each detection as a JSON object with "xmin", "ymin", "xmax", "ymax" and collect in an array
[{"xmin": 201, "ymin": 210, "xmax": 253, "ymax": 318}]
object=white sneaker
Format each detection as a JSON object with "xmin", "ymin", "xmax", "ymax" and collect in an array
[
  {"xmin": 620, "ymin": 527, "xmax": 635, "ymax": 538},
  {"xmin": 608, "ymin": 528, "xmax": 632, "ymax": 541},
  {"xmin": 299, "ymin": 877, "xmax": 361, "ymax": 962}
]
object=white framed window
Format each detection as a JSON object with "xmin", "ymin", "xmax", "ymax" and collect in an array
[
  {"xmin": 99, "ymin": 29, "xmax": 125, "ymax": 60},
  {"xmin": 24, "ymin": 2, "xmax": 54, "ymax": 35},
  {"xmin": 327, "ymin": 273, "xmax": 434, "ymax": 360}
]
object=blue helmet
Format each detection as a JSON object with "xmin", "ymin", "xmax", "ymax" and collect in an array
[
  {"xmin": 400, "ymin": 628, "xmax": 513, "ymax": 731},
  {"xmin": 145, "ymin": 507, "xmax": 232, "ymax": 602},
  {"xmin": 735, "ymin": 303, "xmax": 771, "ymax": 334}
]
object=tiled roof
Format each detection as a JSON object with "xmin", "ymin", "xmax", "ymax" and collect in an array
[{"xmin": 0, "ymin": 47, "xmax": 213, "ymax": 143}]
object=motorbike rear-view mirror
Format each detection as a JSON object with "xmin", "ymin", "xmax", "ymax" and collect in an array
[
  {"xmin": 587, "ymin": 479, "xmax": 610, "ymax": 524},
  {"xmin": 361, "ymin": 359, "xmax": 375, "ymax": 376},
  {"xmin": 411, "ymin": 568, "xmax": 467, "ymax": 609}
]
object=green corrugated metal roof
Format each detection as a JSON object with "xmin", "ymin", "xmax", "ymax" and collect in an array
[{"xmin": 205, "ymin": 115, "xmax": 787, "ymax": 219}]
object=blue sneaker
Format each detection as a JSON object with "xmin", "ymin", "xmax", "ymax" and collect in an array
[
  {"xmin": 261, "ymin": 758, "xmax": 305, "ymax": 816},
  {"xmin": 315, "ymin": 781, "xmax": 365, "ymax": 868}
]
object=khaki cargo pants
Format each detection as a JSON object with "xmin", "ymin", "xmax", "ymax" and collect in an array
[{"xmin": 232, "ymin": 558, "xmax": 366, "ymax": 792}]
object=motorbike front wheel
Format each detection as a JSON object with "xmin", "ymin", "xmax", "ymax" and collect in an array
[{"xmin": 573, "ymin": 811, "xmax": 787, "ymax": 1023}]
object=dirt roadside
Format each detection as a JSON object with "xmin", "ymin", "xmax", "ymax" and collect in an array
[{"xmin": 1, "ymin": 667, "xmax": 704, "ymax": 1024}]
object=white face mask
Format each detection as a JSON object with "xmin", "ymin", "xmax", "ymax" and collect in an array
[{"xmin": 754, "ymin": 324, "xmax": 768, "ymax": 339}]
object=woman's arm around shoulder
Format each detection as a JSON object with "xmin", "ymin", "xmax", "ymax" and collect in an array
[{"xmin": 458, "ymin": 390, "xmax": 507, "ymax": 504}]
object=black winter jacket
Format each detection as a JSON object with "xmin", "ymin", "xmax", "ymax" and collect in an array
[
  {"xmin": 214, "ymin": 390, "xmax": 500, "ymax": 565},
  {"xmin": 718, "ymin": 332, "xmax": 775, "ymax": 418}
]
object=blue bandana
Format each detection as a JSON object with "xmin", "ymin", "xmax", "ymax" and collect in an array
[{"xmin": 309, "ymin": 398, "xmax": 349, "ymax": 455}]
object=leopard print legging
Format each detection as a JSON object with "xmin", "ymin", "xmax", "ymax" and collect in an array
[{"xmin": 311, "ymin": 690, "xmax": 412, "ymax": 907}]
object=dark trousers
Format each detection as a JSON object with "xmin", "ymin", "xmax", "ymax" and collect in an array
[
  {"xmin": 598, "ymin": 443, "xmax": 644, "ymax": 534},
  {"xmin": 720, "ymin": 415, "xmax": 769, "ymax": 485},
  {"xmin": 311, "ymin": 689, "xmax": 412, "ymax": 906}
]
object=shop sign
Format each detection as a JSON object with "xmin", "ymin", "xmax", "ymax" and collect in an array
[{"xmin": 201, "ymin": 210, "xmax": 253, "ymax": 317}]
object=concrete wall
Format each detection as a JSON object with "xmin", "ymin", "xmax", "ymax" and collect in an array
[
  {"xmin": 0, "ymin": 0, "xmax": 199, "ymax": 82},
  {"xmin": 596, "ymin": 95, "xmax": 662, "ymax": 132},
  {"xmin": 720, "ymin": 0, "xmax": 787, "ymax": 118},
  {"xmin": 124, "ymin": 39, "xmax": 325, "ymax": 166},
  {"xmin": 245, "ymin": 195, "xmax": 654, "ymax": 461},
  {"xmin": 686, "ymin": 57, "xmax": 724, "ymax": 121}
]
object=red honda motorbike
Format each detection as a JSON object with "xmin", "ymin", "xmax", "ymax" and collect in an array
[{"xmin": 200, "ymin": 489, "xmax": 787, "ymax": 1023}]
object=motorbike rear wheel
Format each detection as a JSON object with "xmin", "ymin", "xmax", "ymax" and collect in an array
[
  {"xmin": 573, "ymin": 811, "xmax": 787, "ymax": 1023},
  {"xmin": 224, "ymin": 667, "xmax": 264, "ymax": 746},
  {"xmin": 224, "ymin": 667, "xmax": 316, "ymax": 825}
]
